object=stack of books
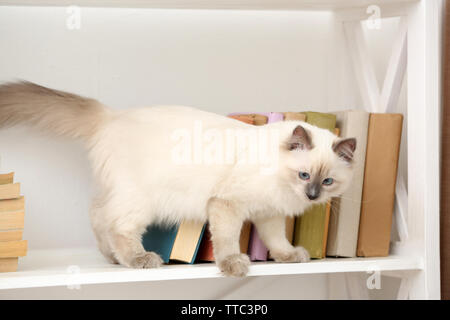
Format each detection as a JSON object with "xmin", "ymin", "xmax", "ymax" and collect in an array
[
  {"xmin": 0, "ymin": 172, "xmax": 28, "ymax": 272},
  {"xmin": 140, "ymin": 110, "xmax": 403, "ymax": 264}
]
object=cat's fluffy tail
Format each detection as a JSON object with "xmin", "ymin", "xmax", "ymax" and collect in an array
[{"xmin": 0, "ymin": 81, "xmax": 109, "ymax": 140}]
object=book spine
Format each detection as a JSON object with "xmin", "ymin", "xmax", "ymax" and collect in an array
[
  {"xmin": 0, "ymin": 240, "xmax": 28, "ymax": 258},
  {"xmin": 0, "ymin": 183, "xmax": 21, "ymax": 200},
  {"xmin": 189, "ymin": 224, "xmax": 206, "ymax": 264},
  {"xmin": 326, "ymin": 111, "xmax": 369, "ymax": 257},
  {"xmin": 0, "ymin": 257, "xmax": 18, "ymax": 273},
  {"xmin": 294, "ymin": 112, "xmax": 336, "ymax": 259},
  {"xmin": 357, "ymin": 114, "xmax": 403, "ymax": 257},
  {"xmin": 142, "ymin": 224, "xmax": 179, "ymax": 263}
]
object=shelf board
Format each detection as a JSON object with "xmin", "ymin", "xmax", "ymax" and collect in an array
[
  {"xmin": 0, "ymin": 248, "xmax": 423, "ymax": 290},
  {"xmin": 0, "ymin": 0, "xmax": 418, "ymax": 11}
]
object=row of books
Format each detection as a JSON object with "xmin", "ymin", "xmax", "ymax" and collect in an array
[
  {"xmin": 0, "ymin": 172, "xmax": 28, "ymax": 272},
  {"xmin": 141, "ymin": 109, "xmax": 403, "ymax": 264}
]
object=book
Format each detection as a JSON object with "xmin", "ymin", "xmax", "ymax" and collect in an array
[
  {"xmin": 0, "ymin": 230, "xmax": 23, "ymax": 242},
  {"xmin": 0, "ymin": 173, "xmax": 14, "ymax": 185},
  {"xmin": 229, "ymin": 114, "xmax": 268, "ymax": 125},
  {"xmin": 293, "ymin": 111, "xmax": 336, "ymax": 259},
  {"xmin": 0, "ymin": 240, "xmax": 28, "ymax": 258},
  {"xmin": 0, "ymin": 196, "xmax": 25, "ymax": 231},
  {"xmin": 0, "ymin": 211, "xmax": 25, "ymax": 230},
  {"xmin": 227, "ymin": 112, "xmax": 284, "ymax": 261},
  {"xmin": 326, "ymin": 110, "xmax": 370, "ymax": 257},
  {"xmin": 0, "ymin": 257, "xmax": 18, "ymax": 273},
  {"xmin": 169, "ymin": 221, "xmax": 206, "ymax": 264},
  {"xmin": 0, "ymin": 187, "xmax": 25, "ymax": 232},
  {"xmin": 283, "ymin": 112, "xmax": 306, "ymax": 123},
  {"xmin": 0, "ymin": 183, "xmax": 20, "ymax": 200},
  {"xmin": 0, "ymin": 172, "xmax": 26, "ymax": 273},
  {"xmin": 196, "ymin": 222, "xmax": 252, "ymax": 262},
  {"xmin": 142, "ymin": 224, "xmax": 179, "ymax": 263},
  {"xmin": 357, "ymin": 113, "xmax": 403, "ymax": 257},
  {"xmin": 0, "ymin": 196, "xmax": 25, "ymax": 213}
]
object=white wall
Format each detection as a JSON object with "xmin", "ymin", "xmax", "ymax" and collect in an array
[{"xmin": 0, "ymin": 5, "xmax": 404, "ymax": 299}]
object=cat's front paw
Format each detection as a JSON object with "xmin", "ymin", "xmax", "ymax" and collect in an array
[
  {"xmin": 128, "ymin": 251, "xmax": 164, "ymax": 269},
  {"xmin": 271, "ymin": 246, "xmax": 311, "ymax": 263},
  {"xmin": 217, "ymin": 253, "xmax": 250, "ymax": 277}
]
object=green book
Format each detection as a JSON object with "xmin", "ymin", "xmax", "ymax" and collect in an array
[{"xmin": 293, "ymin": 111, "xmax": 336, "ymax": 259}]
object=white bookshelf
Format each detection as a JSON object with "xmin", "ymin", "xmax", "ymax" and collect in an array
[
  {"xmin": 0, "ymin": 248, "xmax": 423, "ymax": 290},
  {"xmin": 0, "ymin": 0, "xmax": 443, "ymax": 299}
]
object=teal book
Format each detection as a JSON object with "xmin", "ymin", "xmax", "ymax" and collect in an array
[{"xmin": 142, "ymin": 224, "xmax": 179, "ymax": 263}]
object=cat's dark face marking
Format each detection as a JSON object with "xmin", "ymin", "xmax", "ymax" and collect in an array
[
  {"xmin": 285, "ymin": 125, "xmax": 357, "ymax": 204},
  {"xmin": 300, "ymin": 162, "xmax": 339, "ymax": 202}
]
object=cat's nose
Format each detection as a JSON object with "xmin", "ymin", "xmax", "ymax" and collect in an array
[
  {"xmin": 306, "ymin": 183, "xmax": 320, "ymax": 200},
  {"xmin": 306, "ymin": 193, "xmax": 319, "ymax": 200}
]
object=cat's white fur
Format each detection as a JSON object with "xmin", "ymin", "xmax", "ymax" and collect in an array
[{"xmin": 0, "ymin": 82, "xmax": 355, "ymax": 276}]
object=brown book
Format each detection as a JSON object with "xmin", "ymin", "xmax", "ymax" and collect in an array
[
  {"xmin": 229, "ymin": 114, "xmax": 268, "ymax": 125},
  {"xmin": 0, "ymin": 230, "xmax": 23, "ymax": 242},
  {"xmin": 196, "ymin": 222, "xmax": 252, "ymax": 262},
  {"xmin": 239, "ymin": 221, "xmax": 252, "ymax": 254},
  {"xmin": 0, "ymin": 196, "xmax": 25, "ymax": 212},
  {"xmin": 0, "ymin": 257, "xmax": 18, "ymax": 273},
  {"xmin": 229, "ymin": 115, "xmax": 254, "ymax": 125},
  {"xmin": 0, "ymin": 240, "xmax": 28, "ymax": 258},
  {"xmin": 0, "ymin": 183, "xmax": 20, "ymax": 200},
  {"xmin": 0, "ymin": 173, "xmax": 14, "ymax": 185},
  {"xmin": 357, "ymin": 113, "xmax": 403, "ymax": 257}
]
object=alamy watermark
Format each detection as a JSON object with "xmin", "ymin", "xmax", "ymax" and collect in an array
[
  {"xmin": 66, "ymin": 6, "xmax": 81, "ymax": 30},
  {"xmin": 366, "ymin": 265, "xmax": 381, "ymax": 290},
  {"xmin": 366, "ymin": 5, "xmax": 381, "ymax": 30},
  {"xmin": 171, "ymin": 121, "xmax": 281, "ymax": 175},
  {"xmin": 66, "ymin": 265, "xmax": 82, "ymax": 290}
]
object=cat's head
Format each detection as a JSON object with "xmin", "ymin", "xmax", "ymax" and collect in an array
[{"xmin": 282, "ymin": 123, "xmax": 356, "ymax": 205}]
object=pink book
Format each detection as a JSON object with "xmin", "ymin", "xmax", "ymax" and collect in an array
[{"xmin": 228, "ymin": 112, "xmax": 284, "ymax": 261}]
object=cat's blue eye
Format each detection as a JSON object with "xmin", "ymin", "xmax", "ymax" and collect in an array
[
  {"xmin": 299, "ymin": 172, "xmax": 310, "ymax": 180},
  {"xmin": 322, "ymin": 178, "xmax": 334, "ymax": 185}
]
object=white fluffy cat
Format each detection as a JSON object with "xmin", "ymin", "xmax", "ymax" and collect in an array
[{"xmin": 0, "ymin": 81, "xmax": 356, "ymax": 276}]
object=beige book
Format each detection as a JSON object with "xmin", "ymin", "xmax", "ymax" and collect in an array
[
  {"xmin": 283, "ymin": 112, "xmax": 307, "ymax": 122},
  {"xmin": 0, "ymin": 183, "xmax": 20, "ymax": 200},
  {"xmin": 357, "ymin": 113, "xmax": 403, "ymax": 257},
  {"xmin": 0, "ymin": 173, "xmax": 14, "ymax": 185},
  {"xmin": 327, "ymin": 110, "xmax": 370, "ymax": 257},
  {"xmin": 0, "ymin": 230, "xmax": 23, "ymax": 241},
  {"xmin": 0, "ymin": 196, "xmax": 24, "ymax": 212},
  {"xmin": 170, "ymin": 221, "xmax": 205, "ymax": 263},
  {"xmin": 0, "ymin": 257, "xmax": 19, "ymax": 273},
  {"xmin": 0, "ymin": 240, "xmax": 28, "ymax": 258},
  {"xmin": 0, "ymin": 211, "xmax": 25, "ymax": 230}
]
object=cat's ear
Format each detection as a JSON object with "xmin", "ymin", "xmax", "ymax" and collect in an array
[
  {"xmin": 333, "ymin": 138, "xmax": 357, "ymax": 162},
  {"xmin": 287, "ymin": 125, "xmax": 312, "ymax": 151}
]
